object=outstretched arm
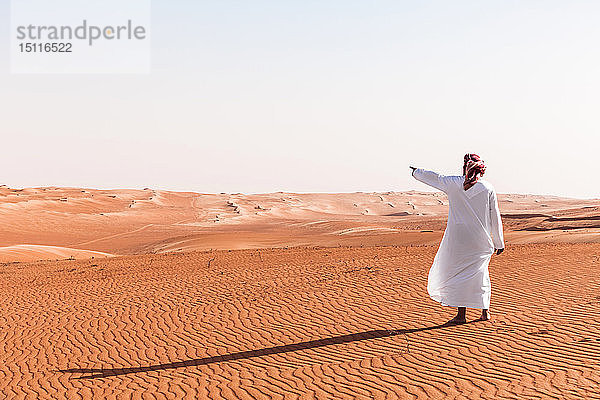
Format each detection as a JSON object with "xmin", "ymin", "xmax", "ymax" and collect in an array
[
  {"xmin": 410, "ymin": 166, "xmax": 451, "ymax": 193},
  {"xmin": 489, "ymin": 190, "xmax": 505, "ymax": 254}
]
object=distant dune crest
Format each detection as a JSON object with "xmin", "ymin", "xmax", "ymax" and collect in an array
[{"xmin": 0, "ymin": 186, "xmax": 598, "ymax": 262}]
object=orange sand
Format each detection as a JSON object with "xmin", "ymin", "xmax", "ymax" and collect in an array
[
  {"xmin": 0, "ymin": 186, "xmax": 599, "ymax": 398},
  {"xmin": 1, "ymin": 244, "xmax": 599, "ymax": 398},
  {"xmin": 0, "ymin": 186, "xmax": 598, "ymax": 260}
]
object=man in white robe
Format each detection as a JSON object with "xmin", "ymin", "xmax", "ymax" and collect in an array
[{"xmin": 410, "ymin": 154, "xmax": 504, "ymax": 323}]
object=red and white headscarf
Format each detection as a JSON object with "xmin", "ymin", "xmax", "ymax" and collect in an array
[{"xmin": 463, "ymin": 153, "xmax": 486, "ymax": 190}]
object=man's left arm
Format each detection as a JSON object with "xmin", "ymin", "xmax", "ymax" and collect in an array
[{"xmin": 490, "ymin": 190, "xmax": 505, "ymax": 255}]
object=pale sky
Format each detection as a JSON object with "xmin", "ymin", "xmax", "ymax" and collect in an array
[{"xmin": 1, "ymin": 1, "xmax": 599, "ymax": 198}]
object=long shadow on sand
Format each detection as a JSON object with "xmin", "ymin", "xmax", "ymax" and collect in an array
[{"xmin": 61, "ymin": 321, "xmax": 476, "ymax": 379}]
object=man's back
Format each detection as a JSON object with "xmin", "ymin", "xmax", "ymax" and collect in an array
[{"xmin": 412, "ymin": 169, "xmax": 504, "ymax": 251}]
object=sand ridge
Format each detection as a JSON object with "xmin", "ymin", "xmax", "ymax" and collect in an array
[
  {"xmin": 0, "ymin": 244, "xmax": 112, "ymax": 262},
  {"xmin": 0, "ymin": 185, "xmax": 598, "ymax": 261}
]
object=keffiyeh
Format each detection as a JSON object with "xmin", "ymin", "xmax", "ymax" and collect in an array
[{"xmin": 463, "ymin": 153, "xmax": 486, "ymax": 190}]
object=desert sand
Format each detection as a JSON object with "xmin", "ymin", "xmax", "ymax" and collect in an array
[
  {"xmin": 0, "ymin": 186, "xmax": 598, "ymax": 260},
  {"xmin": 0, "ymin": 185, "xmax": 599, "ymax": 398}
]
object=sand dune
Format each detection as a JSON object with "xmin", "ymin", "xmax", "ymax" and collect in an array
[
  {"xmin": 0, "ymin": 186, "xmax": 598, "ymax": 261},
  {"xmin": 0, "ymin": 244, "xmax": 112, "ymax": 262},
  {"xmin": 1, "ymin": 185, "xmax": 599, "ymax": 397},
  {"xmin": 1, "ymin": 244, "xmax": 599, "ymax": 398}
]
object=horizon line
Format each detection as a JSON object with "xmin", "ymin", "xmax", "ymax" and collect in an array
[{"xmin": 2, "ymin": 184, "xmax": 598, "ymax": 201}]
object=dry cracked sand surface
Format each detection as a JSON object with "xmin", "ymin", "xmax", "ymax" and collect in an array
[{"xmin": 1, "ymin": 186, "xmax": 599, "ymax": 398}]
